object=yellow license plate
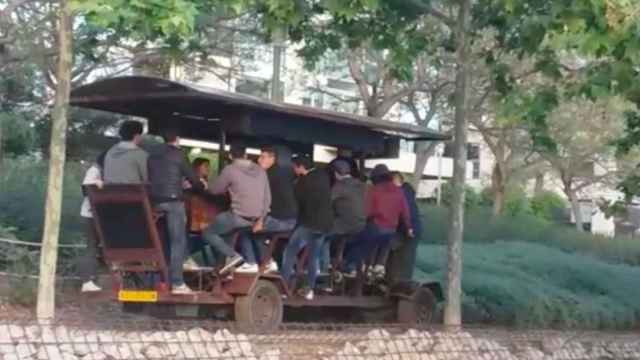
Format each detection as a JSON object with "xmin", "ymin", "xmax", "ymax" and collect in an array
[{"xmin": 118, "ymin": 290, "xmax": 158, "ymax": 302}]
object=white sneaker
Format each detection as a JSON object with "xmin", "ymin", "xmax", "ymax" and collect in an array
[
  {"xmin": 304, "ymin": 289, "xmax": 314, "ymax": 301},
  {"xmin": 373, "ymin": 265, "xmax": 386, "ymax": 278},
  {"xmin": 235, "ymin": 263, "xmax": 259, "ymax": 273},
  {"xmin": 344, "ymin": 269, "xmax": 357, "ymax": 278},
  {"xmin": 183, "ymin": 257, "xmax": 199, "ymax": 271},
  {"xmin": 172, "ymin": 284, "xmax": 194, "ymax": 295},
  {"xmin": 81, "ymin": 281, "xmax": 102, "ymax": 293},
  {"xmin": 219, "ymin": 255, "xmax": 244, "ymax": 274},
  {"xmin": 265, "ymin": 260, "xmax": 279, "ymax": 273}
]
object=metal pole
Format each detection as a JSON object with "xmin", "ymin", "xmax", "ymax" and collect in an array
[{"xmin": 218, "ymin": 130, "xmax": 226, "ymax": 175}]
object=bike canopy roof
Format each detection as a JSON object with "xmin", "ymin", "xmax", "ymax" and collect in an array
[{"xmin": 70, "ymin": 76, "xmax": 448, "ymax": 158}]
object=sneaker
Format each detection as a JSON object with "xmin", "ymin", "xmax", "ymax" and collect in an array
[
  {"xmin": 265, "ymin": 260, "xmax": 279, "ymax": 273},
  {"xmin": 219, "ymin": 254, "xmax": 244, "ymax": 274},
  {"xmin": 343, "ymin": 269, "xmax": 357, "ymax": 278},
  {"xmin": 183, "ymin": 257, "xmax": 199, "ymax": 271},
  {"xmin": 235, "ymin": 263, "xmax": 259, "ymax": 273},
  {"xmin": 172, "ymin": 284, "xmax": 194, "ymax": 295},
  {"xmin": 81, "ymin": 281, "xmax": 102, "ymax": 293},
  {"xmin": 373, "ymin": 265, "xmax": 386, "ymax": 278},
  {"xmin": 304, "ymin": 289, "xmax": 314, "ymax": 301}
]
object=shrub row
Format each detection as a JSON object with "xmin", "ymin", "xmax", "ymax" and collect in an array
[{"xmin": 419, "ymin": 204, "xmax": 640, "ymax": 266}]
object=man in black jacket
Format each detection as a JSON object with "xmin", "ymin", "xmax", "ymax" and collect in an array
[
  {"xmin": 281, "ymin": 155, "xmax": 332, "ymax": 300},
  {"xmin": 147, "ymin": 128, "xmax": 205, "ymax": 295}
]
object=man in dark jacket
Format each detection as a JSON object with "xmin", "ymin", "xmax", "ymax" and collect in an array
[
  {"xmin": 327, "ymin": 149, "xmax": 360, "ymax": 185},
  {"xmin": 147, "ymin": 129, "xmax": 205, "ymax": 294},
  {"xmin": 386, "ymin": 172, "xmax": 422, "ymax": 282},
  {"xmin": 318, "ymin": 160, "xmax": 366, "ymax": 272},
  {"xmin": 281, "ymin": 155, "xmax": 332, "ymax": 300},
  {"xmin": 240, "ymin": 146, "xmax": 297, "ymax": 272},
  {"xmin": 344, "ymin": 164, "xmax": 413, "ymax": 277}
]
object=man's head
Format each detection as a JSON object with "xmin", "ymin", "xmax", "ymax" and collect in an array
[
  {"xmin": 333, "ymin": 160, "xmax": 352, "ymax": 180},
  {"xmin": 391, "ymin": 171, "xmax": 404, "ymax": 187},
  {"xmin": 292, "ymin": 155, "xmax": 313, "ymax": 176},
  {"xmin": 230, "ymin": 145, "xmax": 247, "ymax": 160},
  {"xmin": 258, "ymin": 146, "xmax": 277, "ymax": 170},
  {"xmin": 370, "ymin": 164, "xmax": 392, "ymax": 185},
  {"xmin": 161, "ymin": 128, "xmax": 180, "ymax": 145},
  {"xmin": 119, "ymin": 120, "xmax": 144, "ymax": 144},
  {"xmin": 192, "ymin": 158, "xmax": 210, "ymax": 179}
]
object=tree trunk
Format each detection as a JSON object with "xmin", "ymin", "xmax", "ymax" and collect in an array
[
  {"xmin": 411, "ymin": 141, "xmax": 437, "ymax": 190},
  {"xmin": 534, "ymin": 172, "xmax": 544, "ymax": 194},
  {"xmin": 444, "ymin": 0, "xmax": 471, "ymax": 328},
  {"xmin": 36, "ymin": 0, "xmax": 72, "ymax": 321},
  {"xmin": 567, "ymin": 189, "xmax": 584, "ymax": 232},
  {"xmin": 0, "ymin": 114, "xmax": 4, "ymax": 169},
  {"xmin": 271, "ymin": 27, "xmax": 286, "ymax": 102},
  {"xmin": 491, "ymin": 163, "xmax": 505, "ymax": 217}
]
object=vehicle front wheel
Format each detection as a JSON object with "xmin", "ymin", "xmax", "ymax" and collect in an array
[
  {"xmin": 396, "ymin": 287, "xmax": 436, "ymax": 325},
  {"xmin": 234, "ymin": 280, "xmax": 283, "ymax": 332}
]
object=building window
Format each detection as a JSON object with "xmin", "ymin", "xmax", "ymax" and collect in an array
[
  {"xmin": 472, "ymin": 161, "xmax": 480, "ymax": 179},
  {"xmin": 400, "ymin": 139, "xmax": 414, "ymax": 153},
  {"xmin": 467, "ymin": 143, "xmax": 480, "ymax": 160},
  {"xmin": 302, "ymin": 97, "xmax": 312, "ymax": 106},
  {"xmin": 443, "ymin": 142, "xmax": 479, "ymax": 159}
]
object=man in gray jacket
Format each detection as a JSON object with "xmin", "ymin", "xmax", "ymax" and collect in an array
[
  {"xmin": 204, "ymin": 145, "xmax": 271, "ymax": 274},
  {"xmin": 103, "ymin": 121, "xmax": 148, "ymax": 184}
]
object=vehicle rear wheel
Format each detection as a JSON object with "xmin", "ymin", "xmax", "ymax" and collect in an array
[
  {"xmin": 234, "ymin": 280, "xmax": 283, "ymax": 332},
  {"xmin": 396, "ymin": 287, "xmax": 436, "ymax": 325}
]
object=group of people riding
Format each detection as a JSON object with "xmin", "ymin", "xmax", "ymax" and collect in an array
[{"xmin": 79, "ymin": 120, "xmax": 422, "ymax": 301}]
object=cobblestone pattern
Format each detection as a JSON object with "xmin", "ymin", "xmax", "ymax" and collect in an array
[{"xmin": 0, "ymin": 321, "xmax": 639, "ymax": 360}]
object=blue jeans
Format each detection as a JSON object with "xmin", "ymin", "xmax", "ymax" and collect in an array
[
  {"xmin": 202, "ymin": 211, "xmax": 252, "ymax": 259},
  {"xmin": 155, "ymin": 202, "xmax": 188, "ymax": 286},
  {"xmin": 344, "ymin": 223, "xmax": 395, "ymax": 271},
  {"xmin": 281, "ymin": 226, "xmax": 325, "ymax": 289},
  {"xmin": 240, "ymin": 216, "xmax": 296, "ymax": 265},
  {"xmin": 318, "ymin": 235, "xmax": 338, "ymax": 273}
]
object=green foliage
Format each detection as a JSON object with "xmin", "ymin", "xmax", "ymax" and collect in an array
[
  {"xmin": 415, "ymin": 241, "xmax": 640, "ymax": 329},
  {"xmin": 419, "ymin": 204, "xmax": 640, "ymax": 266},
  {"xmin": 33, "ymin": 109, "xmax": 121, "ymax": 160},
  {"xmin": 530, "ymin": 191, "xmax": 567, "ymax": 221},
  {"xmin": 479, "ymin": 187, "xmax": 494, "ymax": 207},
  {"xmin": 0, "ymin": 111, "xmax": 37, "ymax": 157},
  {"xmin": 502, "ymin": 187, "xmax": 532, "ymax": 217},
  {"xmin": 0, "ymin": 158, "xmax": 85, "ymax": 244},
  {"xmin": 440, "ymin": 182, "xmax": 482, "ymax": 209},
  {"xmin": 270, "ymin": 0, "xmax": 443, "ymax": 81},
  {"xmin": 73, "ymin": 0, "xmax": 200, "ymax": 43}
]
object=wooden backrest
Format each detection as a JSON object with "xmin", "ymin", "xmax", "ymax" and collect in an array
[{"xmin": 85, "ymin": 184, "xmax": 168, "ymax": 281}]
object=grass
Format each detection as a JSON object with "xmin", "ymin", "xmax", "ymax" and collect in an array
[
  {"xmin": 415, "ymin": 241, "xmax": 640, "ymax": 329},
  {"xmin": 419, "ymin": 204, "xmax": 640, "ymax": 266}
]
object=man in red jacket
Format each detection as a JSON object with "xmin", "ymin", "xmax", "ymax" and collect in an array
[{"xmin": 344, "ymin": 164, "xmax": 413, "ymax": 277}]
